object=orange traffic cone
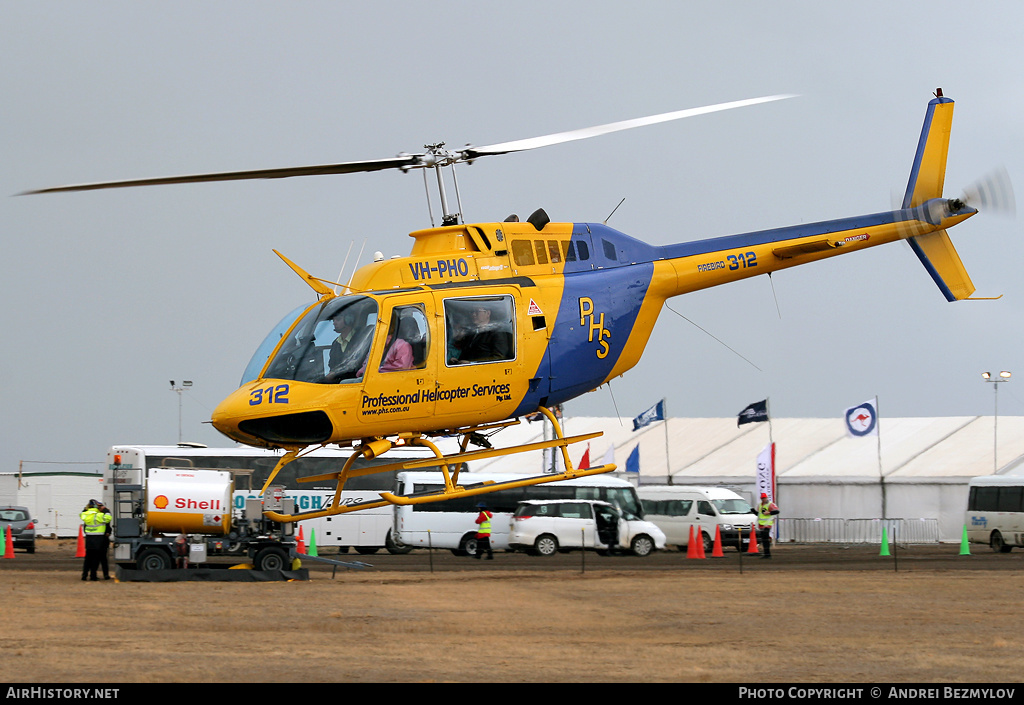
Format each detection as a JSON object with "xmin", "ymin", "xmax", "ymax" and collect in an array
[
  {"xmin": 686, "ymin": 525, "xmax": 697, "ymax": 558},
  {"xmin": 75, "ymin": 526, "xmax": 86, "ymax": 558},
  {"xmin": 296, "ymin": 525, "xmax": 307, "ymax": 555},
  {"xmin": 694, "ymin": 529, "xmax": 706, "ymax": 559},
  {"xmin": 747, "ymin": 524, "xmax": 760, "ymax": 554},
  {"xmin": 711, "ymin": 525, "xmax": 725, "ymax": 557},
  {"xmin": 3, "ymin": 525, "xmax": 14, "ymax": 559}
]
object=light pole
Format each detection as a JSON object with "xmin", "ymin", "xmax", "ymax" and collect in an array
[
  {"xmin": 170, "ymin": 380, "xmax": 193, "ymax": 443},
  {"xmin": 981, "ymin": 371, "xmax": 1011, "ymax": 473}
]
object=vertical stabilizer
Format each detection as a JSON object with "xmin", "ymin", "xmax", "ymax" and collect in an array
[{"xmin": 903, "ymin": 91, "xmax": 975, "ymax": 301}]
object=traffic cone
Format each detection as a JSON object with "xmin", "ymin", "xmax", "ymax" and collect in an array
[
  {"xmin": 3, "ymin": 525, "xmax": 14, "ymax": 559},
  {"xmin": 747, "ymin": 524, "xmax": 760, "ymax": 554},
  {"xmin": 711, "ymin": 525, "xmax": 725, "ymax": 557},
  {"xmin": 296, "ymin": 525, "xmax": 307, "ymax": 555},
  {"xmin": 959, "ymin": 525, "xmax": 971, "ymax": 556},
  {"xmin": 879, "ymin": 526, "xmax": 891, "ymax": 556},
  {"xmin": 75, "ymin": 526, "xmax": 86, "ymax": 558},
  {"xmin": 686, "ymin": 525, "xmax": 697, "ymax": 558},
  {"xmin": 694, "ymin": 529, "xmax": 706, "ymax": 559},
  {"xmin": 308, "ymin": 528, "xmax": 319, "ymax": 558}
]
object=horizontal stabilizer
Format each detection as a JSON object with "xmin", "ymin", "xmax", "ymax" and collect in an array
[{"xmin": 907, "ymin": 229, "xmax": 975, "ymax": 301}]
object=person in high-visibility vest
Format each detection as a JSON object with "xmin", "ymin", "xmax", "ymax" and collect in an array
[
  {"xmin": 80, "ymin": 499, "xmax": 112, "ymax": 580},
  {"xmin": 756, "ymin": 493, "xmax": 780, "ymax": 559},
  {"xmin": 473, "ymin": 502, "xmax": 494, "ymax": 560}
]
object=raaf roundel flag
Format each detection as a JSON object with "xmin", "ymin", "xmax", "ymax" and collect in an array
[{"xmin": 844, "ymin": 398, "xmax": 879, "ymax": 438}]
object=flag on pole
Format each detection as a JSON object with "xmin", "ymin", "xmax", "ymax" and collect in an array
[
  {"xmin": 756, "ymin": 443, "xmax": 776, "ymax": 502},
  {"xmin": 632, "ymin": 400, "xmax": 666, "ymax": 431},
  {"xmin": 844, "ymin": 398, "xmax": 879, "ymax": 438},
  {"xmin": 737, "ymin": 399, "xmax": 769, "ymax": 427},
  {"xmin": 602, "ymin": 445, "xmax": 615, "ymax": 467},
  {"xmin": 578, "ymin": 444, "xmax": 591, "ymax": 470},
  {"xmin": 625, "ymin": 445, "xmax": 640, "ymax": 474}
]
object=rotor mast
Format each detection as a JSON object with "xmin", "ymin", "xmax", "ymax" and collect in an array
[{"xmin": 420, "ymin": 142, "xmax": 463, "ymax": 226}]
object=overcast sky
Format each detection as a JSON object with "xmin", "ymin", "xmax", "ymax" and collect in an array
[{"xmin": 4, "ymin": 2, "xmax": 1024, "ymax": 471}]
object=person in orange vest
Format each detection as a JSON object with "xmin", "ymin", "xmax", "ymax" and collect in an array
[
  {"xmin": 756, "ymin": 492, "xmax": 780, "ymax": 559},
  {"xmin": 474, "ymin": 502, "xmax": 494, "ymax": 560}
]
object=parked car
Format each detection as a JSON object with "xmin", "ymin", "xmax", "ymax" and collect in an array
[
  {"xmin": 509, "ymin": 499, "xmax": 666, "ymax": 557},
  {"xmin": 0, "ymin": 506, "xmax": 36, "ymax": 553}
]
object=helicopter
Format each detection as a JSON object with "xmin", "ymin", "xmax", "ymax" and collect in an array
[{"xmin": 25, "ymin": 90, "xmax": 1006, "ymax": 523}]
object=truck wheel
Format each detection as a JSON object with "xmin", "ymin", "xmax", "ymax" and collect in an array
[
  {"xmin": 631, "ymin": 534, "xmax": 655, "ymax": 557},
  {"xmin": 254, "ymin": 546, "xmax": 290, "ymax": 571},
  {"xmin": 136, "ymin": 547, "xmax": 172, "ymax": 571},
  {"xmin": 385, "ymin": 530, "xmax": 413, "ymax": 555}
]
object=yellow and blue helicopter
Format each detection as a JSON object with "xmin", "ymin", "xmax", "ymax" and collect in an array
[{"xmin": 26, "ymin": 90, "xmax": 1006, "ymax": 522}]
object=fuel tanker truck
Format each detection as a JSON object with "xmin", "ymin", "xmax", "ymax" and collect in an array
[{"xmin": 105, "ymin": 463, "xmax": 298, "ymax": 571}]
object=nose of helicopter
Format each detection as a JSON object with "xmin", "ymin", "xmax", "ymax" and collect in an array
[
  {"xmin": 210, "ymin": 385, "xmax": 260, "ymax": 445},
  {"xmin": 211, "ymin": 383, "xmax": 335, "ymax": 446}
]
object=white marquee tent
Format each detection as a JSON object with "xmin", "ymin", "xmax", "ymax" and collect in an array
[{"xmin": 468, "ymin": 415, "xmax": 1024, "ymax": 542}]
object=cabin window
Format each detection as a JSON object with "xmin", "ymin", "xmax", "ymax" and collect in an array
[
  {"xmin": 561, "ymin": 241, "xmax": 577, "ymax": 262},
  {"xmin": 444, "ymin": 295, "xmax": 515, "ymax": 366},
  {"xmin": 511, "ymin": 240, "xmax": 534, "ymax": 266},
  {"xmin": 547, "ymin": 240, "xmax": 561, "ymax": 263},
  {"xmin": 602, "ymin": 238, "xmax": 617, "ymax": 261},
  {"xmin": 576, "ymin": 240, "xmax": 590, "ymax": 261},
  {"xmin": 534, "ymin": 240, "xmax": 548, "ymax": 265},
  {"xmin": 374, "ymin": 304, "xmax": 428, "ymax": 373}
]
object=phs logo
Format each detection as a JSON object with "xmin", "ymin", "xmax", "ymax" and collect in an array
[{"xmin": 579, "ymin": 297, "xmax": 610, "ymax": 359}]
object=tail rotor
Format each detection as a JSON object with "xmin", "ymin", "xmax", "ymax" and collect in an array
[{"xmin": 960, "ymin": 165, "xmax": 1015, "ymax": 217}]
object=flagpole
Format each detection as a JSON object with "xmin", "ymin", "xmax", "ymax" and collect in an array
[
  {"xmin": 876, "ymin": 394, "xmax": 885, "ymax": 519},
  {"xmin": 662, "ymin": 398, "xmax": 671, "ymax": 483}
]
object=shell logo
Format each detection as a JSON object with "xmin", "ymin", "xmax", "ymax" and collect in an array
[{"xmin": 153, "ymin": 495, "xmax": 169, "ymax": 509}]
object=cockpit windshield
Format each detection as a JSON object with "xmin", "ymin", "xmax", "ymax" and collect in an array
[
  {"xmin": 240, "ymin": 302, "xmax": 311, "ymax": 385},
  {"xmin": 262, "ymin": 296, "xmax": 378, "ymax": 384}
]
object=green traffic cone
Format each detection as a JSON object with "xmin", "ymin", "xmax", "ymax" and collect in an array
[
  {"xmin": 959, "ymin": 525, "xmax": 971, "ymax": 556},
  {"xmin": 308, "ymin": 528, "xmax": 319, "ymax": 557},
  {"xmin": 879, "ymin": 526, "xmax": 891, "ymax": 556}
]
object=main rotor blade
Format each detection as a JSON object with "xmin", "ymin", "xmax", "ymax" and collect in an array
[
  {"xmin": 19, "ymin": 155, "xmax": 423, "ymax": 195},
  {"xmin": 461, "ymin": 94, "xmax": 797, "ymax": 159}
]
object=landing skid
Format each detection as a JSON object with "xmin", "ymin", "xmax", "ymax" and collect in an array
[{"xmin": 263, "ymin": 407, "xmax": 616, "ymax": 523}]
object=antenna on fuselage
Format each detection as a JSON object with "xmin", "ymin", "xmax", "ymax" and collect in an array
[
  {"xmin": 604, "ymin": 198, "xmax": 626, "ymax": 224},
  {"xmin": 334, "ymin": 241, "xmax": 354, "ymax": 295}
]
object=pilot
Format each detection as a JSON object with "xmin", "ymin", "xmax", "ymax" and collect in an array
[
  {"xmin": 449, "ymin": 305, "xmax": 507, "ymax": 364},
  {"xmin": 324, "ymin": 312, "xmax": 358, "ymax": 382}
]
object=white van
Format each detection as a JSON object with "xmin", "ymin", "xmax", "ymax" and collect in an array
[
  {"xmin": 509, "ymin": 499, "xmax": 666, "ymax": 557},
  {"xmin": 638, "ymin": 485, "xmax": 757, "ymax": 552}
]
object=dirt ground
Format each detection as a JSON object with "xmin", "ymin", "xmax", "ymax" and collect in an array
[{"xmin": 1, "ymin": 539, "xmax": 1022, "ymax": 684}]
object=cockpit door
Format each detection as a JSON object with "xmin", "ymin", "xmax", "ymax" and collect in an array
[{"xmin": 356, "ymin": 294, "xmax": 437, "ymax": 426}]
